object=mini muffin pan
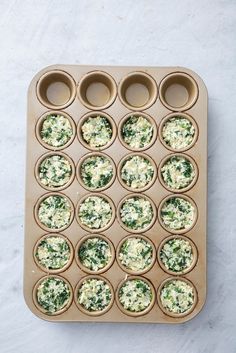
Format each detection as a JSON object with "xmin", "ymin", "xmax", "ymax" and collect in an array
[{"xmin": 24, "ymin": 65, "xmax": 207, "ymax": 323}]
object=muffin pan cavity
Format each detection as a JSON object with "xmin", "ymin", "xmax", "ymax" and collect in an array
[{"xmin": 25, "ymin": 65, "xmax": 207, "ymax": 324}]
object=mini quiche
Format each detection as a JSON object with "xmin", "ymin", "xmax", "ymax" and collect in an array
[
  {"xmin": 78, "ymin": 237, "xmax": 113, "ymax": 272},
  {"xmin": 160, "ymin": 196, "xmax": 195, "ymax": 231},
  {"xmin": 118, "ymin": 279, "xmax": 153, "ymax": 313},
  {"xmin": 121, "ymin": 115, "xmax": 154, "ymax": 149},
  {"xmin": 40, "ymin": 114, "xmax": 74, "ymax": 148},
  {"xmin": 161, "ymin": 155, "xmax": 195, "ymax": 190},
  {"xmin": 160, "ymin": 237, "xmax": 194, "ymax": 273},
  {"xmin": 35, "ymin": 235, "xmax": 71, "ymax": 271},
  {"xmin": 78, "ymin": 196, "xmax": 113, "ymax": 230},
  {"xmin": 77, "ymin": 278, "xmax": 112, "ymax": 312},
  {"xmin": 37, "ymin": 195, "xmax": 72, "ymax": 230},
  {"xmin": 38, "ymin": 154, "xmax": 72, "ymax": 188},
  {"xmin": 81, "ymin": 115, "xmax": 113, "ymax": 148},
  {"xmin": 162, "ymin": 116, "xmax": 195, "ymax": 150},
  {"xmin": 36, "ymin": 276, "xmax": 71, "ymax": 314},
  {"xmin": 160, "ymin": 279, "xmax": 195, "ymax": 314},
  {"xmin": 80, "ymin": 155, "xmax": 114, "ymax": 190},
  {"xmin": 119, "ymin": 196, "xmax": 154, "ymax": 231},
  {"xmin": 118, "ymin": 237, "xmax": 153, "ymax": 272},
  {"xmin": 120, "ymin": 155, "xmax": 155, "ymax": 190}
]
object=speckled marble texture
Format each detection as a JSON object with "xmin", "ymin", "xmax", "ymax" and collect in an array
[{"xmin": 0, "ymin": 0, "xmax": 236, "ymax": 352}]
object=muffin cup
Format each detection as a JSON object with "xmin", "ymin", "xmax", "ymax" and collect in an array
[
  {"xmin": 117, "ymin": 193, "xmax": 157, "ymax": 233},
  {"xmin": 159, "ymin": 112, "xmax": 199, "ymax": 152},
  {"xmin": 33, "ymin": 233, "xmax": 74, "ymax": 274},
  {"xmin": 115, "ymin": 275, "xmax": 156, "ymax": 317},
  {"xmin": 116, "ymin": 234, "xmax": 156, "ymax": 275},
  {"xmin": 78, "ymin": 71, "xmax": 117, "ymax": 110},
  {"xmin": 76, "ymin": 152, "xmax": 116, "ymax": 192},
  {"xmin": 35, "ymin": 151, "xmax": 76, "ymax": 191},
  {"xmin": 36, "ymin": 110, "xmax": 76, "ymax": 151},
  {"xmin": 118, "ymin": 71, "xmax": 158, "ymax": 111},
  {"xmin": 75, "ymin": 233, "xmax": 115, "ymax": 274},
  {"xmin": 158, "ymin": 153, "xmax": 198, "ymax": 193},
  {"xmin": 157, "ymin": 276, "xmax": 198, "ymax": 318},
  {"xmin": 36, "ymin": 70, "xmax": 76, "ymax": 109},
  {"xmin": 157, "ymin": 234, "xmax": 198, "ymax": 275},
  {"xmin": 76, "ymin": 193, "xmax": 116, "ymax": 233},
  {"xmin": 158, "ymin": 194, "xmax": 198, "ymax": 234},
  {"xmin": 74, "ymin": 275, "xmax": 114, "ymax": 316},
  {"xmin": 33, "ymin": 274, "xmax": 73, "ymax": 315},
  {"xmin": 77, "ymin": 111, "xmax": 117, "ymax": 151},
  {"xmin": 34, "ymin": 192, "xmax": 74, "ymax": 232},
  {"xmin": 118, "ymin": 112, "xmax": 157, "ymax": 152},
  {"xmin": 117, "ymin": 152, "xmax": 157, "ymax": 192},
  {"xmin": 159, "ymin": 72, "xmax": 198, "ymax": 111}
]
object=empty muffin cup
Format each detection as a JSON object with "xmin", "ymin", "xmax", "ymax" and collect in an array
[
  {"xmin": 77, "ymin": 152, "xmax": 116, "ymax": 192},
  {"xmin": 34, "ymin": 233, "xmax": 74, "ymax": 274},
  {"xmin": 77, "ymin": 111, "xmax": 117, "ymax": 151},
  {"xmin": 35, "ymin": 152, "xmax": 75, "ymax": 191},
  {"xmin": 159, "ymin": 72, "xmax": 198, "ymax": 111},
  {"xmin": 116, "ymin": 234, "xmax": 156, "ymax": 275},
  {"xmin": 78, "ymin": 71, "xmax": 117, "ymax": 110},
  {"xmin": 74, "ymin": 275, "xmax": 114, "ymax": 316},
  {"xmin": 36, "ymin": 70, "xmax": 76, "ymax": 109},
  {"xmin": 157, "ymin": 234, "xmax": 198, "ymax": 275},
  {"xmin": 157, "ymin": 277, "xmax": 197, "ymax": 317},
  {"xmin": 75, "ymin": 234, "xmax": 115, "ymax": 274},
  {"xmin": 116, "ymin": 276, "xmax": 155, "ymax": 317},
  {"xmin": 33, "ymin": 275, "xmax": 73, "ymax": 315},
  {"xmin": 118, "ymin": 72, "xmax": 158, "ymax": 110}
]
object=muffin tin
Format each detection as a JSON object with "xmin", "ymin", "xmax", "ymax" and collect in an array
[{"xmin": 24, "ymin": 65, "xmax": 207, "ymax": 323}]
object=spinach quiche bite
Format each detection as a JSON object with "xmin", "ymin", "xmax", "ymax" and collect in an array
[
  {"xmin": 158, "ymin": 236, "xmax": 196, "ymax": 274},
  {"xmin": 76, "ymin": 277, "xmax": 113, "ymax": 314},
  {"xmin": 36, "ymin": 194, "xmax": 73, "ymax": 231},
  {"xmin": 117, "ymin": 277, "xmax": 154, "ymax": 315},
  {"xmin": 38, "ymin": 113, "xmax": 75, "ymax": 149},
  {"xmin": 34, "ymin": 276, "xmax": 72, "ymax": 315},
  {"xmin": 119, "ymin": 154, "xmax": 155, "ymax": 191},
  {"xmin": 120, "ymin": 114, "xmax": 155, "ymax": 150},
  {"xmin": 118, "ymin": 195, "xmax": 155, "ymax": 232},
  {"xmin": 160, "ymin": 155, "xmax": 196, "ymax": 191},
  {"xmin": 79, "ymin": 153, "xmax": 115, "ymax": 191},
  {"xmin": 76, "ymin": 235, "xmax": 114, "ymax": 273},
  {"xmin": 77, "ymin": 195, "xmax": 114, "ymax": 231},
  {"xmin": 161, "ymin": 115, "xmax": 197, "ymax": 151},
  {"xmin": 159, "ymin": 278, "xmax": 196, "ymax": 316},
  {"xmin": 79, "ymin": 114, "xmax": 115, "ymax": 149},
  {"xmin": 36, "ymin": 153, "xmax": 74, "ymax": 190},
  {"xmin": 118, "ymin": 235, "xmax": 155, "ymax": 274},
  {"xmin": 159, "ymin": 196, "xmax": 196, "ymax": 232},
  {"xmin": 34, "ymin": 234, "xmax": 73, "ymax": 272}
]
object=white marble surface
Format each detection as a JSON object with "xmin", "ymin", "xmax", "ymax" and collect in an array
[{"xmin": 0, "ymin": 0, "xmax": 236, "ymax": 352}]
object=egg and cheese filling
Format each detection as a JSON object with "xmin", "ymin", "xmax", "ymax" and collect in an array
[
  {"xmin": 38, "ymin": 155, "xmax": 72, "ymax": 188},
  {"xmin": 118, "ymin": 279, "xmax": 152, "ymax": 312},
  {"xmin": 160, "ymin": 279, "xmax": 195, "ymax": 314},
  {"xmin": 81, "ymin": 155, "xmax": 113, "ymax": 189},
  {"xmin": 160, "ymin": 197, "xmax": 195, "ymax": 231},
  {"xmin": 119, "ymin": 237, "xmax": 153, "ymax": 272},
  {"xmin": 36, "ymin": 277, "xmax": 71, "ymax": 314},
  {"xmin": 81, "ymin": 115, "xmax": 112, "ymax": 148},
  {"xmin": 78, "ymin": 278, "xmax": 112, "ymax": 312},
  {"xmin": 122, "ymin": 115, "xmax": 153, "ymax": 149},
  {"xmin": 78, "ymin": 196, "xmax": 113, "ymax": 229},
  {"xmin": 78, "ymin": 237, "xmax": 112, "ymax": 272},
  {"xmin": 40, "ymin": 114, "xmax": 73, "ymax": 147},
  {"xmin": 161, "ymin": 156, "xmax": 195, "ymax": 190},
  {"xmin": 120, "ymin": 155, "xmax": 154, "ymax": 189},
  {"xmin": 162, "ymin": 116, "xmax": 195, "ymax": 150},
  {"xmin": 38, "ymin": 195, "xmax": 72, "ymax": 230}
]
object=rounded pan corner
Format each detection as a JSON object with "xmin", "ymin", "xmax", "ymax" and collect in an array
[
  {"xmin": 178, "ymin": 294, "xmax": 207, "ymax": 324},
  {"xmin": 23, "ymin": 288, "xmax": 56, "ymax": 322},
  {"xmin": 175, "ymin": 66, "xmax": 208, "ymax": 97}
]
